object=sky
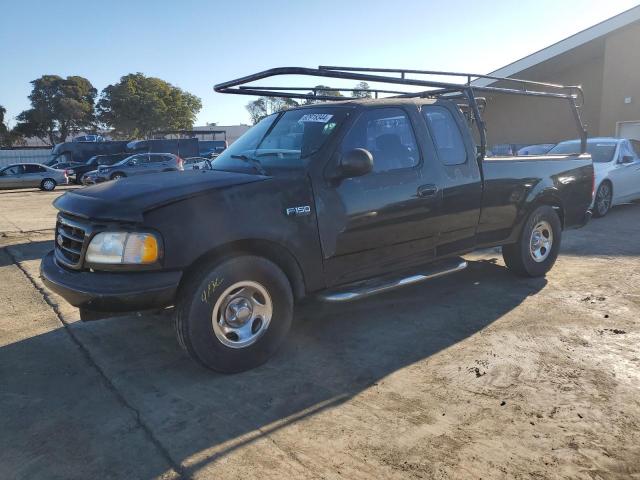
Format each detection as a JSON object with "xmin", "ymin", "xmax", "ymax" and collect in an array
[{"xmin": 1, "ymin": 0, "xmax": 639, "ymax": 127}]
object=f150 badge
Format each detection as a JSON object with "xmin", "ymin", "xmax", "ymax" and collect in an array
[{"xmin": 285, "ymin": 205, "xmax": 311, "ymax": 217}]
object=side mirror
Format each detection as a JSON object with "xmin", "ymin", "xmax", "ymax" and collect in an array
[
  {"xmin": 620, "ymin": 155, "xmax": 634, "ymax": 164},
  {"xmin": 337, "ymin": 148, "xmax": 373, "ymax": 179}
]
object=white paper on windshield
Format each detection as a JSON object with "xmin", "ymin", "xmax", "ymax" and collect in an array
[{"xmin": 298, "ymin": 113, "xmax": 333, "ymax": 123}]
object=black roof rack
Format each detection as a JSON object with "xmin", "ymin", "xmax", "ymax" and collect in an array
[{"xmin": 214, "ymin": 66, "xmax": 588, "ymax": 154}]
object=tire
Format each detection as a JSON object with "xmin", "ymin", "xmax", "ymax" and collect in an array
[
  {"xmin": 111, "ymin": 172, "xmax": 126, "ymax": 180},
  {"xmin": 593, "ymin": 181, "xmax": 612, "ymax": 218},
  {"xmin": 174, "ymin": 255, "xmax": 293, "ymax": 373},
  {"xmin": 40, "ymin": 178, "xmax": 57, "ymax": 191},
  {"xmin": 502, "ymin": 205, "xmax": 562, "ymax": 277}
]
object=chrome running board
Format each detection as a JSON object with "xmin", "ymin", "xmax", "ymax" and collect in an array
[{"xmin": 318, "ymin": 258, "xmax": 468, "ymax": 303}]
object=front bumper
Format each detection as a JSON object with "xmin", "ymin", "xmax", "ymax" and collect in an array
[{"xmin": 40, "ymin": 250, "xmax": 182, "ymax": 312}]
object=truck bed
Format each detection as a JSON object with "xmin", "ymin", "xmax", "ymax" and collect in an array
[{"xmin": 478, "ymin": 153, "xmax": 593, "ymax": 245}]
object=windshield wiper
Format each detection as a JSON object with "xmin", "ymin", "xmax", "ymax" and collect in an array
[{"xmin": 230, "ymin": 154, "xmax": 267, "ymax": 175}]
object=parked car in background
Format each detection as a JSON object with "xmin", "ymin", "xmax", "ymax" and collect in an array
[
  {"xmin": 83, "ymin": 153, "xmax": 184, "ymax": 184},
  {"xmin": 517, "ymin": 143, "xmax": 556, "ymax": 156},
  {"xmin": 74, "ymin": 135, "xmax": 105, "ymax": 143},
  {"xmin": 183, "ymin": 157, "xmax": 213, "ymax": 170},
  {"xmin": 198, "ymin": 140, "xmax": 228, "ymax": 157},
  {"xmin": 127, "ymin": 138, "xmax": 199, "ymax": 158},
  {"xmin": 547, "ymin": 137, "xmax": 640, "ymax": 217},
  {"xmin": 48, "ymin": 160, "xmax": 86, "ymax": 185},
  {"xmin": 71, "ymin": 153, "xmax": 131, "ymax": 184},
  {"xmin": 48, "ymin": 140, "xmax": 129, "ymax": 165},
  {"xmin": 0, "ymin": 163, "xmax": 68, "ymax": 191}
]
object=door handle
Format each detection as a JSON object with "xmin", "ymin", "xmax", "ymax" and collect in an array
[{"xmin": 417, "ymin": 184, "xmax": 438, "ymax": 198}]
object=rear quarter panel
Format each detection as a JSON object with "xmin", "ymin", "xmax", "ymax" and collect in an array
[{"xmin": 478, "ymin": 154, "xmax": 593, "ymax": 246}]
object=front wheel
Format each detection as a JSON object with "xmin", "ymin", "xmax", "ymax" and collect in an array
[
  {"xmin": 111, "ymin": 172, "xmax": 125, "ymax": 180},
  {"xmin": 174, "ymin": 255, "xmax": 293, "ymax": 373},
  {"xmin": 502, "ymin": 205, "xmax": 562, "ymax": 277},
  {"xmin": 40, "ymin": 178, "xmax": 57, "ymax": 191},
  {"xmin": 593, "ymin": 181, "xmax": 612, "ymax": 217}
]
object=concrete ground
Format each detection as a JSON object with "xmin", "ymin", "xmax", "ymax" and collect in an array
[{"xmin": 1, "ymin": 187, "xmax": 639, "ymax": 479}]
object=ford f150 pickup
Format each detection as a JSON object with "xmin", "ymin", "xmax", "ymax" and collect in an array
[{"xmin": 41, "ymin": 66, "xmax": 594, "ymax": 373}]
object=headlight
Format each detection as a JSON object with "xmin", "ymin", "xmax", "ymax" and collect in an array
[{"xmin": 86, "ymin": 232, "xmax": 160, "ymax": 264}]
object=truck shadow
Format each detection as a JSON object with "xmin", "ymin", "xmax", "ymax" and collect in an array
[{"xmin": 0, "ymin": 254, "xmax": 546, "ymax": 478}]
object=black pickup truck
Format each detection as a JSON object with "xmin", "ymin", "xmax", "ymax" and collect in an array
[{"xmin": 41, "ymin": 67, "xmax": 594, "ymax": 373}]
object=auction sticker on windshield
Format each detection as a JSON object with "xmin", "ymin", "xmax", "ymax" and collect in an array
[{"xmin": 299, "ymin": 113, "xmax": 333, "ymax": 123}]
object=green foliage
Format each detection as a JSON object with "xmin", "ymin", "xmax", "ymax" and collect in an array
[
  {"xmin": 246, "ymin": 96, "xmax": 299, "ymax": 124},
  {"xmin": 0, "ymin": 105, "xmax": 8, "ymax": 146},
  {"xmin": 13, "ymin": 75, "xmax": 97, "ymax": 145},
  {"xmin": 351, "ymin": 81, "xmax": 372, "ymax": 98},
  {"xmin": 304, "ymin": 85, "xmax": 343, "ymax": 104},
  {"xmin": 97, "ymin": 73, "xmax": 202, "ymax": 138}
]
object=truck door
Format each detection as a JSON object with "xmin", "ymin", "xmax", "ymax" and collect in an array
[
  {"xmin": 421, "ymin": 104, "xmax": 483, "ymax": 255},
  {"xmin": 314, "ymin": 106, "xmax": 442, "ymax": 286}
]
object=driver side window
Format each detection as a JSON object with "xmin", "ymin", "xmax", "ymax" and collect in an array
[{"xmin": 341, "ymin": 108, "xmax": 419, "ymax": 173}]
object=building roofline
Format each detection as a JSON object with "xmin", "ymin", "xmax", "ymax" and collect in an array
[{"xmin": 472, "ymin": 5, "xmax": 640, "ymax": 87}]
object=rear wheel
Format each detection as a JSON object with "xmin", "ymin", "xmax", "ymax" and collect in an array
[
  {"xmin": 174, "ymin": 255, "xmax": 293, "ymax": 373},
  {"xmin": 502, "ymin": 205, "xmax": 561, "ymax": 277},
  {"xmin": 111, "ymin": 172, "xmax": 126, "ymax": 180},
  {"xmin": 593, "ymin": 181, "xmax": 612, "ymax": 217},
  {"xmin": 40, "ymin": 178, "xmax": 57, "ymax": 191}
]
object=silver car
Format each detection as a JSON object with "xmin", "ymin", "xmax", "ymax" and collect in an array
[
  {"xmin": 0, "ymin": 163, "xmax": 68, "ymax": 191},
  {"xmin": 91, "ymin": 153, "xmax": 184, "ymax": 183}
]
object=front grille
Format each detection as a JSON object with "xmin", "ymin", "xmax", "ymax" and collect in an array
[{"xmin": 55, "ymin": 215, "xmax": 88, "ymax": 269}]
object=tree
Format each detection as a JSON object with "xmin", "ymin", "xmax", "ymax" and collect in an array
[
  {"xmin": 97, "ymin": 73, "xmax": 202, "ymax": 138},
  {"xmin": 13, "ymin": 75, "xmax": 97, "ymax": 145},
  {"xmin": 351, "ymin": 81, "xmax": 372, "ymax": 99},
  {"xmin": 0, "ymin": 105, "xmax": 8, "ymax": 146},
  {"xmin": 304, "ymin": 85, "xmax": 343, "ymax": 104},
  {"xmin": 246, "ymin": 96, "xmax": 299, "ymax": 124}
]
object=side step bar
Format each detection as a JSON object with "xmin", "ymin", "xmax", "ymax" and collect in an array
[{"xmin": 318, "ymin": 258, "xmax": 468, "ymax": 303}]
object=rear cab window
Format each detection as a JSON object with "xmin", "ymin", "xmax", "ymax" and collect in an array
[{"xmin": 422, "ymin": 106, "xmax": 467, "ymax": 166}]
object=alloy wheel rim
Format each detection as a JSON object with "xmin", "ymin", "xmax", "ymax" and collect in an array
[
  {"xmin": 597, "ymin": 184, "xmax": 611, "ymax": 215},
  {"xmin": 211, "ymin": 281, "xmax": 273, "ymax": 349},
  {"xmin": 529, "ymin": 220, "xmax": 553, "ymax": 263},
  {"xmin": 44, "ymin": 180, "xmax": 54, "ymax": 190}
]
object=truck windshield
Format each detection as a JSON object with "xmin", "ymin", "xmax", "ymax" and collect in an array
[
  {"xmin": 213, "ymin": 107, "xmax": 346, "ymax": 173},
  {"xmin": 548, "ymin": 140, "xmax": 617, "ymax": 163}
]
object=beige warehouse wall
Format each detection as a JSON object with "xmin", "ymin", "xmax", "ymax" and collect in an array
[
  {"xmin": 599, "ymin": 22, "xmax": 640, "ymax": 136},
  {"xmin": 479, "ymin": 50, "xmax": 605, "ymax": 146}
]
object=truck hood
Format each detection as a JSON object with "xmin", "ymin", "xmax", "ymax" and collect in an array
[{"xmin": 54, "ymin": 170, "xmax": 267, "ymax": 223}]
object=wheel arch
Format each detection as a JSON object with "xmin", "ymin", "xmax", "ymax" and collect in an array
[
  {"xmin": 528, "ymin": 192, "xmax": 565, "ymax": 229},
  {"xmin": 180, "ymin": 239, "xmax": 307, "ymax": 300}
]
